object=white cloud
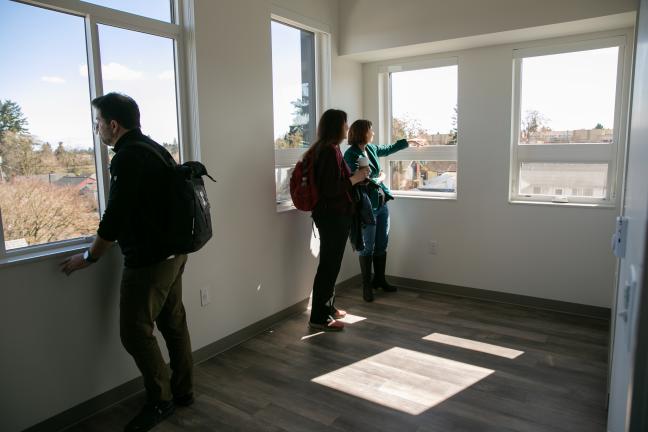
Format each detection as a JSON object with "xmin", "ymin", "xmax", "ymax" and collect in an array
[
  {"xmin": 157, "ymin": 70, "xmax": 174, "ymax": 80},
  {"xmin": 41, "ymin": 76, "xmax": 65, "ymax": 84},
  {"xmin": 79, "ymin": 62, "xmax": 144, "ymax": 81}
]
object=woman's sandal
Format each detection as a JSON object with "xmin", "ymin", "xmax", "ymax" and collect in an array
[
  {"xmin": 332, "ymin": 309, "xmax": 347, "ymax": 319},
  {"xmin": 308, "ymin": 319, "xmax": 345, "ymax": 332}
]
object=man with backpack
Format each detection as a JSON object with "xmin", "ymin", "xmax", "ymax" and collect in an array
[{"xmin": 60, "ymin": 93, "xmax": 194, "ymax": 432}]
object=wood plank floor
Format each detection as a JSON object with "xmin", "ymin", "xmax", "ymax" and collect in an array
[{"xmin": 68, "ymin": 285, "xmax": 610, "ymax": 432}]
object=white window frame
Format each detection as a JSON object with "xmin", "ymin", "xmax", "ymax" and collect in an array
[
  {"xmin": 510, "ymin": 35, "xmax": 630, "ymax": 206},
  {"xmin": 0, "ymin": 0, "xmax": 196, "ymax": 264},
  {"xmin": 271, "ymin": 9, "xmax": 330, "ymax": 211},
  {"xmin": 379, "ymin": 57, "xmax": 459, "ymax": 199}
]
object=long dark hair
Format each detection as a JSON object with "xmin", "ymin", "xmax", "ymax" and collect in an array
[
  {"xmin": 304, "ymin": 109, "xmax": 347, "ymax": 162},
  {"xmin": 348, "ymin": 119, "xmax": 372, "ymax": 147}
]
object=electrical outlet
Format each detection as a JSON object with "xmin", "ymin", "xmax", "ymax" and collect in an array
[
  {"xmin": 428, "ymin": 240, "xmax": 438, "ymax": 255},
  {"xmin": 200, "ymin": 287, "xmax": 211, "ymax": 307}
]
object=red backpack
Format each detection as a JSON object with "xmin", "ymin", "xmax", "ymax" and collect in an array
[{"xmin": 290, "ymin": 154, "xmax": 318, "ymax": 211}]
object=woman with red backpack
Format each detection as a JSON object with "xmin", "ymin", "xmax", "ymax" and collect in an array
[{"xmin": 305, "ymin": 109, "xmax": 369, "ymax": 331}]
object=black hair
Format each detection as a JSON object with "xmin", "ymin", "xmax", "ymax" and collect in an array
[{"xmin": 91, "ymin": 92, "xmax": 141, "ymax": 129}]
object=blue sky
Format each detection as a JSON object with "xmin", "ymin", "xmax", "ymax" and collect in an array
[
  {"xmin": 1, "ymin": 1, "xmax": 298, "ymax": 149},
  {"xmin": 1, "ymin": 1, "xmax": 620, "ymax": 151},
  {"xmin": 0, "ymin": 0, "xmax": 177, "ymax": 149},
  {"xmin": 271, "ymin": 20, "xmax": 305, "ymax": 141}
]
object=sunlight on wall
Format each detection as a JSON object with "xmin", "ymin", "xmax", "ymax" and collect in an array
[{"xmin": 310, "ymin": 225, "xmax": 320, "ymax": 257}]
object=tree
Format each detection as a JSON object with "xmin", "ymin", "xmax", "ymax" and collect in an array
[
  {"xmin": 0, "ymin": 100, "xmax": 29, "ymax": 134},
  {"xmin": 0, "ymin": 178, "xmax": 99, "ymax": 245},
  {"xmin": 54, "ymin": 142, "xmax": 79, "ymax": 174},
  {"xmin": 40, "ymin": 142, "xmax": 53, "ymax": 157},
  {"xmin": 55, "ymin": 146, "xmax": 94, "ymax": 175},
  {"xmin": 54, "ymin": 142, "xmax": 66, "ymax": 158},
  {"xmin": 448, "ymin": 105, "xmax": 458, "ymax": 145},
  {"xmin": 278, "ymin": 94, "xmax": 313, "ymax": 149},
  {"xmin": 38, "ymin": 142, "xmax": 61, "ymax": 173},
  {"xmin": 595, "ymin": 123, "xmax": 604, "ymax": 129},
  {"xmin": 0, "ymin": 131, "xmax": 41, "ymax": 178},
  {"xmin": 392, "ymin": 116, "xmax": 427, "ymax": 140},
  {"xmin": 0, "ymin": 100, "xmax": 35, "ymax": 179},
  {"xmin": 162, "ymin": 138, "xmax": 179, "ymax": 161},
  {"xmin": 521, "ymin": 110, "xmax": 550, "ymax": 142}
]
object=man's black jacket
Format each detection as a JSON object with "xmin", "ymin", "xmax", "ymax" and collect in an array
[{"xmin": 97, "ymin": 128, "xmax": 176, "ymax": 268}]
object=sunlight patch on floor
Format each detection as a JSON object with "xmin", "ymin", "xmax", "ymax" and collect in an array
[
  {"xmin": 312, "ymin": 347, "xmax": 494, "ymax": 415},
  {"xmin": 423, "ymin": 333, "xmax": 524, "ymax": 359},
  {"xmin": 301, "ymin": 331, "xmax": 325, "ymax": 340},
  {"xmin": 337, "ymin": 313, "xmax": 367, "ymax": 324}
]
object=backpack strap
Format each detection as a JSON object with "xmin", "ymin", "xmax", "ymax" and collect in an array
[
  {"xmin": 128, "ymin": 142, "xmax": 216, "ymax": 182},
  {"xmin": 128, "ymin": 141, "xmax": 176, "ymax": 169}
]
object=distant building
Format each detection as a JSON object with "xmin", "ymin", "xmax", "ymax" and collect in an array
[
  {"xmin": 54, "ymin": 174, "xmax": 97, "ymax": 199},
  {"xmin": 21, "ymin": 173, "xmax": 98, "ymax": 201},
  {"xmin": 527, "ymin": 128, "xmax": 613, "ymax": 144},
  {"xmin": 518, "ymin": 163, "xmax": 607, "ymax": 198}
]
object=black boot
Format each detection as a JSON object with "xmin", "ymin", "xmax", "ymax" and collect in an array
[
  {"xmin": 373, "ymin": 253, "xmax": 397, "ymax": 292},
  {"xmin": 359, "ymin": 255, "xmax": 374, "ymax": 302},
  {"xmin": 124, "ymin": 400, "xmax": 174, "ymax": 432}
]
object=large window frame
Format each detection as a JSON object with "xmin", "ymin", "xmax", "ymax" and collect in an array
[
  {"xmin": 379, "ymin": 57, "xmax": 459, "ymax": 199},
  {"xmin": 271, "ymin": 9, "xmax": 330, "ymax": 211},
  {"xmin": 510, "ymin": 35, "xmax": 630, "ymax": 206},
  {"xmin": 0, "ymin": 0, "xmax": 195, "ymax": 264}
]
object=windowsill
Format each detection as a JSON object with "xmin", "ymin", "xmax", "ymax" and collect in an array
[
  {"xmin": 0, "ymin": 240, "xmax": 94, "ymax": 269},
  {"xmin": 276, "ymin": 202, "xmax": 297, "ymax": 213},
  {"xmin": 508, "ymin": 199, "xmax": 616, "ymax": 209},
  {"xmin": 392, "ymin": 193, "xmax": 457, "ymax": 201}
]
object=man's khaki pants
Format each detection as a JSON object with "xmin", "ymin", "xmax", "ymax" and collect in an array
[{"xmin": 120, "ymin": 254, "xmax": 193, "ymax": 402}]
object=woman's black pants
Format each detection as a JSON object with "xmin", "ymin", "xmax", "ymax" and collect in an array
[{"xmin": 310, "ymin": 213, "xmax": 352, "ymax": 324}]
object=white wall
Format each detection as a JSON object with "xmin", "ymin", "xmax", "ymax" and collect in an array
[
  {"xmin": 338, "ymin": 0, "xmax": 636, "ymax": 57},
  {"xmin": 0, "ymin": 1, "xmax": 635, "ymax": 430},
  {"xmin": 360, "ymin": 27, "xmax": 633, "ymax": 308},
  {"xmin": 0, "ymin": 1, "xmax": 362, "ymax": 431}
]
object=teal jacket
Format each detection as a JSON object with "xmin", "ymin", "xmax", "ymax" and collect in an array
[{"xmin": 344, "ymin": 139, "xmax": 409, "ymax": 209}]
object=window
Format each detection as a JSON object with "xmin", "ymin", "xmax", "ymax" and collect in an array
[
  {"xmin": 383, "ymin": 59, "xmax": 458, "ymax": 198},
  {"xmin": 83, "ymin": 0, "xmax": 172, "ymax": 22},
  {"xmin": 0, "ymin": 0, "xmax": 187, "ymax": 259},
  {"xmin": 511, "ymin": 37, "xmax": 626, "ymax": 204},
  {"xmin": 271, "ymin": 17, "xmax": 326, "ymax": 208},
  {"xmin": 98, "ymin": 24, "xmax": 180, "ymax": 163}
]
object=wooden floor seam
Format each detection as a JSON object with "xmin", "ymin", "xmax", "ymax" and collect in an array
[{"xmin": 68, "ymin": 284, "xmax": 610, "ymax": 432}]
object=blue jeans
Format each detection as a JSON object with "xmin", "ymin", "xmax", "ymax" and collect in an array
[{"xmin": 359, "ymin": 204, "xmax": 390, "ymax": 257}]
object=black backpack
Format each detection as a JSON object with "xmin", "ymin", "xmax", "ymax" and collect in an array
[{"xmin": 132, "ymin": 142, "xmax": 216, "ymax": 254}]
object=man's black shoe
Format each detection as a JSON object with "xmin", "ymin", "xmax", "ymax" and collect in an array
[
  {"xmin": 173, "ymin": 393, "xmax": 195, "ymax": 407},
  {"xmin": 124, "ymin": 400, "xmax": 174, "ymax": 432}
]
